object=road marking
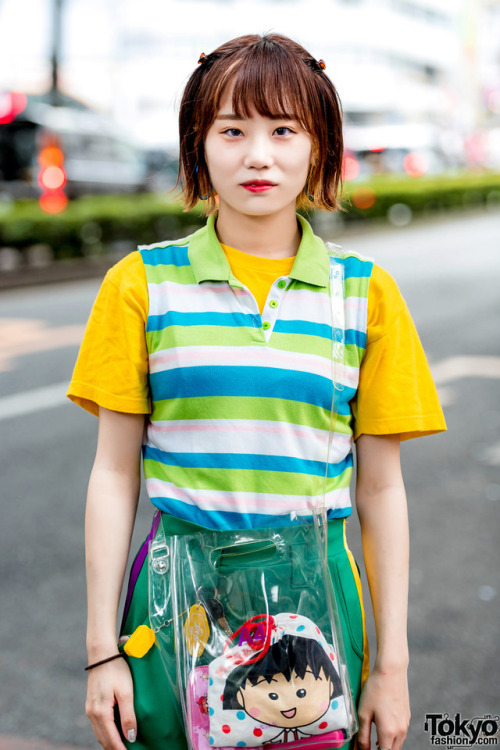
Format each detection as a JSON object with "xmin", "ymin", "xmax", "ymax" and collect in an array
[
  {"xmin": 0, "ymin": 382, "xmax": 69, "ymax": 421},
  {"xmin": 0, "ymin": 318, "xmax": 85, "ymax": 372},
  {"xmin": 431, "ymin": 356, "xmax": 500, "ymax": 408},
  {"xmin": 431, "ymin": 356, "xmax": 500, "ymax": 384}
]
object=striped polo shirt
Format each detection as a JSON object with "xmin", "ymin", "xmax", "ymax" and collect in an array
[{"xmin": 139, "ymin": 214, "xmax": 373, "ymax": 529}]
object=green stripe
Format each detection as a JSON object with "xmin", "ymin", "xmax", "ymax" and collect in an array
[
  {"xmin": 147, "ymin": 326, "xmax": 267, "ymax": 350},
  {"xmin": 150, "ymin": 395, "xmax": 352, "ymax": 435},
  {"xmin": 146, "ymin": 265, "xmax": 197, "ymax": 286},
  {"xmin": 147, "ymin": 330, "xmax": 365, "ymax": 366},
  {"xmin": 144, "ymin": 460, "xmax": 353, "ymax": 495},
  {"xmin": 344, "ymin": 275, "xmax": 370, "ymax": 299},
  {"xmin": 270, "ymin": 333, "xmax": 332, "ymax": 358}
]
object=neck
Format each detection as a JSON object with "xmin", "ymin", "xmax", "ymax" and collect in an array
[{"xmin": 214, "ymin": 201, "xmax": 301, "ymax": 259}]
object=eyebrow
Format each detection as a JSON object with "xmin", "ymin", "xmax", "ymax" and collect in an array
[
  {"xmin": 216, "ymin": 113, "xmax": 243, "ymax": 120},
  {"xmin": 215, "ymin": 113, "xmax": 298, "ymax": 122}
]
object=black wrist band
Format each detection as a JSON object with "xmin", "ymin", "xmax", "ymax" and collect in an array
[{"xmin": 85, "ymin": 652, "xmax": 125, "ymax": 671}]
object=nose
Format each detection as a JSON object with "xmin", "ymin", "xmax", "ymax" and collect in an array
[{"xmin": 243, "ymin": 134, "xmax": 274, "ymax": 169}]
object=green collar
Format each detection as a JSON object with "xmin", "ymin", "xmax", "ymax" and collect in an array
[{"xmin": 188, "ymin": 213, "xmax": 329, "ymax": 288}]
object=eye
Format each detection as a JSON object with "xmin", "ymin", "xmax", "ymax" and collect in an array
[
  {"xmin": 268, "ymin": 692, "xmax": 279, "ymax": 701},
  {"xmin": 274, "ymin": 126, "xmax": 293, "ymax": 136},
  {"xmin": 296, "ymin": 689, "xmax": 307, "ymax": 698},
  {"xmin": 223, "ymin": 128, "xmax": 242, "ymax": 137}
]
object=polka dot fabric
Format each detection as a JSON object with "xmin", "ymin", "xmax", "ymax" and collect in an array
[{"xmin": 186, "ymin": 614, "xmax": 351, "ymax": 749}]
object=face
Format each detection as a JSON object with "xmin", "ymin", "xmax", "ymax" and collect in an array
[
  {"xmin": 237, "ymin": 668, "xmax": 332, "ymax": 728},
  {"xmin": 203, "ymin": 86, "xmax": 313, "ymax": 218}
]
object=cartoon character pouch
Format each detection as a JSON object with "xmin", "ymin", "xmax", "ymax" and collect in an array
[{"xmin": 206, "ymin": 613, "xmax": 350, "ymax": 748}]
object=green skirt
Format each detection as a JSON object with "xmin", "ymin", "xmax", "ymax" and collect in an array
[{"xmin": 118, "ymin": 513, "xmax": 369, "ymax": 750}]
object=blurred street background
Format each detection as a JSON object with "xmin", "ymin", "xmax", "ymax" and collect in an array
[{"xmin": 0, "ymin": 0, "xmax": 499, "ymax": 748}]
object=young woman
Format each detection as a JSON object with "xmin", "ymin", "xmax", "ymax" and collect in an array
[{"xmin": 68, "ymin": 33, "xmax": 446, "ymax": 750}]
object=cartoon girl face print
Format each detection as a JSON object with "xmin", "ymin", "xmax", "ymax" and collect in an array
[{"xmin": 236, "ymin": 667, "xmax": 333, "ymax": 728}]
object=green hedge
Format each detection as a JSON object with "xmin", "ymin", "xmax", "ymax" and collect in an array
[
  {"xmin": 1, "ymin": 169, "xmax": 499, "ymax": 260},
  {"xmin": 340, "ymin": 169, "xmax": 500, "ymax": 219},
  {"xmin": 0, "ymin": 193, "xmax": 205, "ymax": 260}
]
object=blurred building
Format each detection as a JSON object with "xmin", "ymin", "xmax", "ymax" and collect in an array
[
  {"xmin": 1, "ymin": 0, "xmax": 500, "ymax": 179},
  {"xmin": 93, "ymin": 0, "xmax": 500, "ymax": 176},
  {"xmin": 326, "ymin": 0, "xmax": 500, "ymax": 175}
]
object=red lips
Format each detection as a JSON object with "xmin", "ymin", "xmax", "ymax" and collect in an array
[
  {"xmin": 241, "ymin": 180, "xmax": 276, "ymax": 187},
  {"xmin": 241, "ymin": 180, "xmax": 276, "ymax": 193}
]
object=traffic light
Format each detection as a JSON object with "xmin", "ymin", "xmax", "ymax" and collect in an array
[{"xmin": 38, "ymin": 137, "xmax": 68, "ymax": 213}]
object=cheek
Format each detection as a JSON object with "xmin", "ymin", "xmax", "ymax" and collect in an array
[
  {"xmin": 287, "ymin": 150, "xmax": 313, "ymax": 183},
  {"xmin": 204, "ymin": 147, "xmax": 235, "ymax": 186},
  {"xmin": 291, "ymin": 139, "xmax": 313, "ymax": 169},
  {"xmin": 248, "ymin": 706, "xmax": 261, "ymax": 718}
]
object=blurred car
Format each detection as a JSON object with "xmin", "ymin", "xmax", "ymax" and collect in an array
[{"xmin": 0, "ymin": 91, "xmax": 149, "ymax": 201}]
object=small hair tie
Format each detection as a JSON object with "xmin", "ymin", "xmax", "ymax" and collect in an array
[
  {"xmin": 198, "ymin": 52, "xmax": 207, "ymax": 65},
  {"xmin": 85, "ymin": 652, "xmax": 125, "ymax": 671},
  {"xmin": 305, "ymin": 57, "xmax": 326, "ymax": 73}
]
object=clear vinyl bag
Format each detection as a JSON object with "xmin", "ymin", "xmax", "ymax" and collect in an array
[
  {"xmin": 148, "ymin": 249, "xmax": 357, "ymax": 749},
  {"xmin": 169, "ymin": 513, "xmax": 358, "ymax": 750}
]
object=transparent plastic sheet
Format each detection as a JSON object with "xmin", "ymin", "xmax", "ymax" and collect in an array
[
  {"xmin": 170, "ymin": 515, "xmax": 357, "ymax": 750},
  {"xmin": 148, "ymin": 517, "xmax": 184, "ymax": 723},
  {"xmin": 148, "ymin": 250, "xmax": 358, "ymax": 748},
  {"xmin": 315, "ymin": 245, "xmax": 346, "ymax": 558}
]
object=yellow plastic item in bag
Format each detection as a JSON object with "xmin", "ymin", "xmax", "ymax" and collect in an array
[{"xmin": 123, "ymin": 624, "xmax": 156, "ymax": 658}]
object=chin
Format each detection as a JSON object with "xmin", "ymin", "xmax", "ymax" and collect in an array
[{"xmin": 233, "ymin": 201, "xmax": 296, "ymax": 218}]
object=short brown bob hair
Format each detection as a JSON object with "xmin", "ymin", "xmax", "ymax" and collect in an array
[{"xmin": 178, "ymin": 33, "xmax": 346, "ymax": 215}]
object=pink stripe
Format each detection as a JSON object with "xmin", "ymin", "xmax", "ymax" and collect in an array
[
  {"xmin": 345, "ymin": 297, "xmax": 367, "ymax": 310},
  {"xmin": 145, "ymin": 478, "xmax": 349, "ymax": 513},
  {"xmin": 149, "ymin": 350, "xmax": 328, "ymax": 375},
  {"xmin": 150, "ymin": 346, "xmax": 338, "ymax": 373},
  {"xmin": 149, "ymin": 348, "xmax": 359, "ymax": 387}
]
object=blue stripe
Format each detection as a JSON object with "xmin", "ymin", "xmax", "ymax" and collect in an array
[
  {"xmin": 343, "ymin": 256, "xmax": 374, "ymax": 279},
  {"xmin": 144, "ymin": 445, "xmax": 352, "ymax": 478},
  {"xmin": 140, "ymin": 244, "xmax": 189, "ymax": 268},
  {"xmin": 147, "ymin": 311, "xmax": 257, "ymax": 333},
  {"xmin": 273, "ymin": 319, "xmax": 332, "ymax": 339},
  {"xmin": 273, "ymin": 320, "xmax": 366, "ymax": 348},
  {"xmin": 346, "ymin": 328, "xmax": 367, "ymax": 349},
  {"xmin": 149, "ymin": 365, "xmax": 355, "ymax": 414},
  {"xmin": 148, "ymin": 498, "xmax": 352, "ymax": 530}
]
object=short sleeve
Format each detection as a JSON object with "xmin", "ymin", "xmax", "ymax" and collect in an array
[
  {"xmin": 66, "ymin": 251, "xmax": 150, "ymax": 417},
  {"xmin": 352, "ymin": 264, "xmax": 446, "ymax": 441}
]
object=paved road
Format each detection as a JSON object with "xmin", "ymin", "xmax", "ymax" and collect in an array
[{"xmin": 0, "ymin": 210, "xmax": 499, "ymax": 748}]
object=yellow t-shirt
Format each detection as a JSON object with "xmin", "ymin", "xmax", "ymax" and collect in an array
[
  {"xmin": 68, "ymin": 250, "xmax": 446, "ymax": 441},
  {"xmin": 221, "ymin": 243, "xmax": 296, "ymax": 315}
]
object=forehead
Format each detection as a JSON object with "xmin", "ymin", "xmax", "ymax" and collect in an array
[{"xmin": 214, "ymin": 73, "xmax": 302, "ymax": 123}]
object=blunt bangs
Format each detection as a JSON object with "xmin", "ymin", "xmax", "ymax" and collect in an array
[
  {"xmin": 178, "ymin": 34, "xmax": 346, "ymax": 215},
  {"xmin": 224, "ymin": 44, "xmax": 313, "ymax": 129}
]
